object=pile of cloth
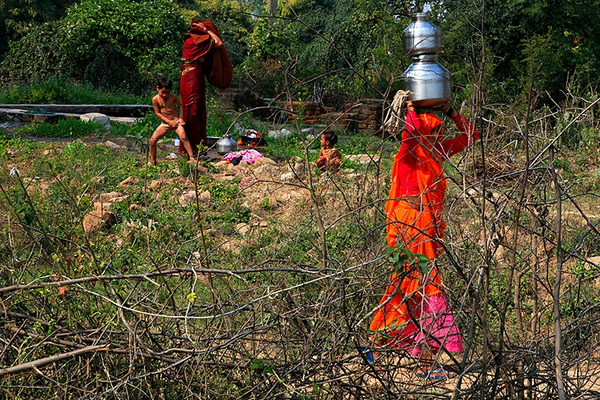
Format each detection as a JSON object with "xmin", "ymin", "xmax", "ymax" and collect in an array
[{"xmin": 221, "ymin": 149, "xmax": 264, "ymax": 165}]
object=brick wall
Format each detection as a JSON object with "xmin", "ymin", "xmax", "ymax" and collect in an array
[{"xmin": 216, "ymin": 88, "xmax": 384, "ymax": 133}]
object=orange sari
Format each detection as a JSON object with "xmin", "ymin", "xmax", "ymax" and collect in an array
[{"xmin": 370, "ymin": 111, "xmax": 473, "ymax": 356}]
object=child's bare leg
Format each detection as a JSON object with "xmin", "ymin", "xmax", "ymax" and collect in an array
[
  {"xmin": 149, "ymin": 124, "xmax": 168, "ymax": 165},
  {"xmin": 176, "ymin": 126, "xmax": 195, "ymax": 160}
]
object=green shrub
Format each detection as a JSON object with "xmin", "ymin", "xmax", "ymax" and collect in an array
[
  {"xmin": 0, "ymin": 0, "xmax": 185, "ymax": 94},
  {"xmin": 0, "ymin": 22, "xmax": 73, "ymax": 85}
]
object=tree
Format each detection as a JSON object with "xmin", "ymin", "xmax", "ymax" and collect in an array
[
  {"xmin": 241, "ymin": 0, "xmax": 407, "ymax": 100},
  {"xmin": 0, "ymin": 0, "xmax": 77, "ymax": 60},
  {"xmin": 268, "ymin": 0, "xmax": 277, "ymax": 26},
  {"xmin": 0, "ymin": 0, "xmax": 187, "ymax": 94},
  {"xmin": 63, "ymin": 0, "xmax": 187, "ymax": 93},
  {"xmin": 438, "ymin": 0, "xmax": 600, "ymax": 104}
]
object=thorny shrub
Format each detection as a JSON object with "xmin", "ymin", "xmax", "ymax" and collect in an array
[{"xmin": 1, "ymin": 91, "xmax": 600, "ymax": 399}]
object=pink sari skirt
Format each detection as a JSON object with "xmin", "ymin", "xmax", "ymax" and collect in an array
[{"xmin": 380, "ymin": 291, "xmax": 463, "ymax": 357}]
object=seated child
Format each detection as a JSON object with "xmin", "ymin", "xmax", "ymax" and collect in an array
[
  {"xmin": 316, "ymin": 130, "xmax": 341, "ymax": 173},
  {"xmin": 148, "ymin": 76, "xmax": 195, "ymax": 165}
]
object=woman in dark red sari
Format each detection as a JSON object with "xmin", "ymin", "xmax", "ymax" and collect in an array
[{"xmin": 179, "ymin": 19, "xmax": 233, "ymax": 154}]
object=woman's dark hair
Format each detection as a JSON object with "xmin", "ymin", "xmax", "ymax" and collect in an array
[
  {"xmin": 322, "ymin": 130, "xmax": 338, "ymax": 146},
  {"xmin": 156, "ymin": 76, "xmax": 173, "ymax": 90}
]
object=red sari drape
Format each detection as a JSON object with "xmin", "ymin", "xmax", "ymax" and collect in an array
[{"xmin": 179, "ymin": 19, "xmax": 233, "ymax": 152}]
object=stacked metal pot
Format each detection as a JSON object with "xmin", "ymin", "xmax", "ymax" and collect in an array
[{"xmin": 400, "ymin": 12, "xmax": 451, "ymax": 107}]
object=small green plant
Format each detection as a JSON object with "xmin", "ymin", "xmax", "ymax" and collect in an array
[
  {"xmin": 177, "ymin": 156, "xmax": 192, "ymax": 176},
  {"xmin": 259, "ymin": 196, "xmax": 271, "ymax": 210},
  {"xmin": 206, "ymin": 97, "xmax": 235, "ymax": 138},
  {"xmin": 248, "ymin": 358, "xmax": 274, "ymax": 375},
  {"xmin": 382, "ymin": 243, "xmax": 430, "ymax": 274},
  {"xmin": 16, "ymin": 118, "xmax": 106, "ymax": 138},
  {"xmin": 61, "ymin": 140, "xmax": 87, "ymax": 158},
  {"xmin": 111, "ymin": 113, "xmax": 157, "ymax": 147},
  {"xmin": 0, "ymin": 77, "xmax": 146, "ymax": 104}
]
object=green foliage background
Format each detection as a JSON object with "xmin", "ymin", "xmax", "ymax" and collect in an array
[{"xmin": 1, "ymin": 0, "xmax": 599, "ymax": 104}]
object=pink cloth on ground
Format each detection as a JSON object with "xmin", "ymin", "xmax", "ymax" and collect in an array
[
  {"xmin": 387, "ymin": 292, "xmax": 463, "ymax": 357},
  {"xmin": 221, "ymin": 149, "xmax": 264, "ymax": 164}
]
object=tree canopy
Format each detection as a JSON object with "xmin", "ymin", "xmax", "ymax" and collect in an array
[{"xmin": 0, "ymin": 0, "xmax": 599, "ymax": 104}]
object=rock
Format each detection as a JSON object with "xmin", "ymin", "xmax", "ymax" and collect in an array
[
  {"xmin": 240, "ymin": 176, "xmax": 256, "ymax": 188},
  {"xmin": 102, "ymin": 140, "xmax": 127, "ymax": 150},
  {"xmin": 217, "ymin": 162, "xmax": 236, "ymax": 174},
  {"xmin": 82, "ymin": 213, "xmax": 98, "ymax": 234},
  {"xmin": 100, "ymin": 192, "xmax": 126, "ymax": 203},
  {"xmin": 199, "ymin": 190, "xmax": 211, "ymax": 202},
  {"xmin": 253, "ymin": 157, "xmax": 276, "ymax": 166},
  {"xmin": 82, "ymin": 203, "xmax": 117, "ymax": 235},
  {"xmin": 280, "ymin": 172, "xmax": 295, "ymax": 182},
  {"xmin": 179, "ymin": 190, "xmax": 211, "ymax": 206},
  {"xmin": 214, "ymin": 160, "xmax": 230, "ymax": 168},
  {"xmin": 236, "ymin": 223, "xmax": 251, "ymax": 236},
  {"xmin": 179, "ymin": 191, "xmax": 196, "ymax": 206},
  {"xmin": 149, "ymin": 180, "xmax": 162, "ymax": 189},
  {"xmin": 253, "ymin": 164, "xmax": 277, "ymax": 179},
  {"xmin": 81, "ymin": 113, "xmax": 111, "ymax": 129},
  {"xmin": 222, "ymin": 241, "xmax": 242, "ymax": 254},
  {"xmin": 287, "ymin": 161, "xmax": 307, "ymax": 178},
  {"xmin": 234, "ymin": 169, "xmax": 248, "ymax": 178},
  {"xmin": 278, "ymin": 193, "xmax": 292, "ymax": 201},
  {"xmin": 587, "ymin": 256, "xmax": 600, "ymax": 265},
  {"xmin": 216, "ymin": 175, "xmax": 237, "ymax": 181},
  {"xmin": 118, "ymin": 176, "xmax": 137, "ymax": 189},
  {"xmin": 268, "ymin": 196, "xmax": 278, "ymax": 208}
]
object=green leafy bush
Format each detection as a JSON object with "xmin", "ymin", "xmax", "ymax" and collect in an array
[
  {"xmin": 0, "ymin": 0, "xmax": 186, "ymax": 94},
  {"xmin": 62, "ymin": 0, "xmax": 186, "ymax": 93},
  {"xmin": 0, "ymin": 22, "xmax": 74, "ymax": 85}
]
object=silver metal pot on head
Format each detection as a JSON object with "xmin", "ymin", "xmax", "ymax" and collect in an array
[
  {"xmin": 402, "ymin": 12, "xmax": 442, "ymax": 56},
  {"xmin": 401, "ymin": 54, "xmax": 451, "ymax": 108},
  {"xmin": 216, "ymin": 134, "xmax": 237, "ymax": 155}
]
